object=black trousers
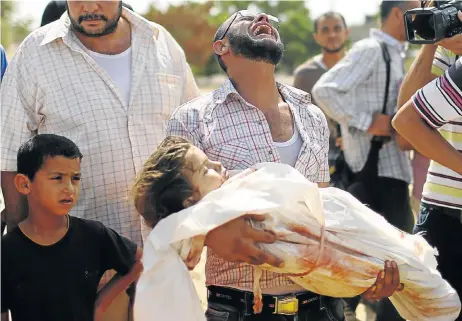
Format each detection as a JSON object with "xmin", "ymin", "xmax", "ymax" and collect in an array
[
  {"xmin": 414, "ymin": 203, "xmax": 462, "ymax": 321},
  {"xmin": 344, "ymin": 177, "xmax": 413, "ymax": 321}
]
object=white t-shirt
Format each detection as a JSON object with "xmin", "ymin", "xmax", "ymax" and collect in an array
[
  {"xmin": 88, "ymin": 47, "xmax": 132, "ymax": 105},
  {"xmin": 274, "ymin": 124, "xmax": 303, "ymax": 167}
]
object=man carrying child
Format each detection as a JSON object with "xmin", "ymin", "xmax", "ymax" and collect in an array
[{"xmin": 166, "ymin": 11, "xmax": 402, "ymax": 321}]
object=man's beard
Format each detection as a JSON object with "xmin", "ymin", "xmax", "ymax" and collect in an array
[
  {"xmin": 322, "ymin": 42, "xmax": 346, "ymax": 54},
  {"xmin": 227, "ymin": 31, "xmax": 284, "ymax": 66},
  {"xmin": 68, "ymin": 2, "xmax": 122, "ymax": 38}
]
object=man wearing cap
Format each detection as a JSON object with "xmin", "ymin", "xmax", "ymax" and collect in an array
[{"xmin": 167, "ymin": 11, "xmax": 403, "ymax": 321}]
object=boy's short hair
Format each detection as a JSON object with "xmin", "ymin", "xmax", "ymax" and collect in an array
[
  {"xmin": 132, "ymin": 136, "xmax": 194, "ymax": 228},
  {"xmin": 17, "ymin": 134, "xmax": 83, "ymax": 180}
]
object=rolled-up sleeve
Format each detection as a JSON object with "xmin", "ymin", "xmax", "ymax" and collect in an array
[
  {"xmin": 312, "ymin": 43, "xmax": 380, "ymax": 132},
  {"xmin": 413, "ymin": 58, "xmax": 462, "ymax": 128},
  {"xmin": 317, "ymin": 109, "xmax": 331, "ymax": 183},
  {"xmin": 1, "ymin": 49, "xmax": 42, "ymax": 171}
]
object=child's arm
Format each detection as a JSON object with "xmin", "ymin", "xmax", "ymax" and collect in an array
[{"xmin": 94, "ymin": 247, "xmax": 143, "ymax": 321}]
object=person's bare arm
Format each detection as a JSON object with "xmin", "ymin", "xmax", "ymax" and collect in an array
[
  {"xmin": 205, "ymin": 214, "xmax": 283, "ymax": 267},
  {"xmin": 317, "ymin": 182, "xmax": 328, "ymax": 188},
  {"xmin": 1, "ymin": 171, "xmax": 28, "ymax": 232},
  {"xmin": 393, "ymin": 102, "xmax": 462, "ymax": 175},
  {"xmin": 1, "ymin": 312, "xmax": 9, "ymax": 321},
  {"xmin": 395, "ymin": 44, "xmax": 439, "ymax": 150},
  {"xmin": 94, "ymin": 248, "xmax": 143, "ymax": 321}
]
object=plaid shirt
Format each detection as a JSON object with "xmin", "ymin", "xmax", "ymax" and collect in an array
[
  {"xmin": 313, "ymin": 29, "xmax": 412, "ymax": 183},
  {"xmin": 0, "ymin": 8, "xmax": 199, "ymax": 246},
  {"xmin": 167, "ymin": 80, "xmax": 330, "ymax": 290}
]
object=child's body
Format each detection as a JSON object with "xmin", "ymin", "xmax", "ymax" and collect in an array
[
  {"xmin": 1, "ymin": 134, "xmax": 142, "ymax": 321},
  {"xmin": 133, "ymin": 136, "xmax": 461, "ymax": 321}
]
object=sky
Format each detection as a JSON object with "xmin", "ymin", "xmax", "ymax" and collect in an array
[{"xmin": 11, "ymin": 0, "xmax": 383, "ymax": 29}]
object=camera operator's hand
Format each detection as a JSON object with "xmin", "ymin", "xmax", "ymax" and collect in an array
[
  {"xmin": 437, "ymin": 11, "xmax": 462, "ymax": 55},
  {"xmin": 367, "ymin": 114, "xmax": 392, "ymax": 137}
]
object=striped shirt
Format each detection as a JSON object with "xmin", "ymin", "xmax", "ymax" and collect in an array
[
  {"xmin": 432, "ymin": 46, "xmax": 459, "ymax": 77},
  {"xmin": 167, "ymin": 80, "xmax": 330, "ymax": 290},
  {"xmin": 413, "ymin": 57, "xmax": 462, "ymax": 209},
  {"xmin": 312, "ymin": 29, "xmax": 412, "ymax": 183}
]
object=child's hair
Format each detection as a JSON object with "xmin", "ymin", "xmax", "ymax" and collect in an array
[
  {"xmin": 17, "ymin": 134, "xmax": 83, "ymax": 180},
  {"xmin": 132, "ymin": 136, "xmax": 194, "ymax": 228}
]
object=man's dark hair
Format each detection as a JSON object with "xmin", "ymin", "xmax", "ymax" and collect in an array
[
  {"xmin": 41, "ymin": 1, "xmax": 67, "ymax": 27},
  {"xmin": 380, "ymin": 1, "xmax": 409, "ymax": 22},
  {"xmin": 17, "ymin": 134, "xmax": 83, "ymax": 180},
  {"xmin": 313, "ymin": 12, "xmax": 347, "ymax": 33},
  {"xmin": 42, "ymin": 1, "xmax": 135, "ymax": 27}
]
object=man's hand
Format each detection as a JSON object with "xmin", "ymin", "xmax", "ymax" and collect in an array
[
  {"xmin": 362, "ymin": 261, "xmax": 404, "ymax": 301},
  {"xmin": 367, "ymin": 114, "xmax": 392, "ymax": 137},
  {"xmin": 205, "ymin": 214, "xmax": 284, "ymax": 267},
  {"xmin": 437, "ymin": 11, "xmax": 462, "ymax": 55}
]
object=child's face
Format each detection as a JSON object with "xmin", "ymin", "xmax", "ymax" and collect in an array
[
  {"xmin": 18, "ymin": 156, "xmax": 81, "ymax": 216},
  {"xmin": 184, "ymin": 146, "xmax": 229, "ymax": 200}
]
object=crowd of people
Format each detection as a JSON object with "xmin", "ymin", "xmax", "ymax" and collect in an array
[{"xmin": 0, "ymin": 1, "xmax": 461, "ymax": 321}]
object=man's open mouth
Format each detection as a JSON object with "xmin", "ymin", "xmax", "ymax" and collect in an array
[{"xmin": 251, "ymin": 22, "xmax": 275, "ymax": 39}]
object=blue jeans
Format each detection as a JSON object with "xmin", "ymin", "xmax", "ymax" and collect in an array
[
  {"xmin": 413, "ymin": 202, "xmax": 462, "ymax": 321},
  {"xmin": 205, "ymin": 297, "xmax": 345, "ymax": 321}
]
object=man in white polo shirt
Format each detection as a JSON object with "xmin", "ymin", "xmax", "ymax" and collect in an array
[{"xmin": 393, "ymin": 52, "xmax": 462, "ymax": 321}]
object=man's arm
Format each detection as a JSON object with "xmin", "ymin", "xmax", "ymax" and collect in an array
[
  {"xmin": 393, "ymin": 58, "xmax": 462, "ymax": 175},
  {"xmin": 0, "ymin": 47, "xmax": 41, "ymax": 231},
  {"xmin": 1, "ymin": 313, "xmax": 8, "ymax": 321},
  {"xmin": 94, "ymin": 248, "xmax": 143, "ymax": 321},
  {"xmin": 1, "ymin": 172, "xmax": 28, "ymax": 232},
  {"xmin": 312, "ymin": 42, "xmax": 383, "ymax": 133},
  {"xmin": 396, "ymin": 45, "xmax": 439, "ymax": 150}
]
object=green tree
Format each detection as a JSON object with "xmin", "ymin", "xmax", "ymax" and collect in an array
[{"xmin": 1, "ymin": 1, "xmax": 32, "ymax": 51}]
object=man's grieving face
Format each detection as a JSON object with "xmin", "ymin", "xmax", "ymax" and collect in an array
[{"xmin": 225, "ymin": 11, "xmax": 284, "ymax": 66}]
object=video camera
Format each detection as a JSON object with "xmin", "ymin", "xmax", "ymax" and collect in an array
[{"xmin": 405, "ymin": 0, "xmax": 462, "ymax": 44}]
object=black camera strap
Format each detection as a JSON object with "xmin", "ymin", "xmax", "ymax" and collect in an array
[{"xmin": 378, "ymin": 40, "xmax": 391, "ymax": 117}]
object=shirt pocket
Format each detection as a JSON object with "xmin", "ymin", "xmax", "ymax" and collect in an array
[
  {"xmin": 154, "ymin": 73, "xmax": 183, "ymax": 123},
  {"xmin": 206, "ymin": 141, "xmax": 253, "ymax": 170}
]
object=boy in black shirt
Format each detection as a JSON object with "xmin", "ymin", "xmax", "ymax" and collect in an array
[{"xmin": 1, "ymin": 134, "xmax": 143, "ymax": 321}]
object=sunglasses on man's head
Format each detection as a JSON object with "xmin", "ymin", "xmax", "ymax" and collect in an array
[{"xmin": 216, "ymin": 10, "xmax": 280, "ymax": 41}]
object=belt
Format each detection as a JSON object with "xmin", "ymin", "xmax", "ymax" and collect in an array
[
  {"xmin": 424, "ymin": 203, "xmax": 462, "ymax": 223},
  {"xmin": 207, "ymin": 286, "xmax": 320, "ymax": 316}
]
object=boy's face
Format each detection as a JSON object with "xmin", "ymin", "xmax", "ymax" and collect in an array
[
  {"xmin": 183, "ymin": 146, "xmax": 229, "ymax": 201},
  {"xmin": 16, "ymin": 156, "xmax": 81, "ymax": 216}
]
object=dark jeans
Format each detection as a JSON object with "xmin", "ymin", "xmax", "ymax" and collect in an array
[
  {"xmin": 344, "ymin": 177, "xmax": 413, "ymax": 321},
  {"xmin": 206, "ymin": 297, "xmax": 345, "ymax": 321},
  {"xmin": 413, "ymin": 202, "xmax": 462, "ymax": 321}
]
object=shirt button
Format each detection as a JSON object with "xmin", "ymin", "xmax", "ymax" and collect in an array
[{"xmin": 269, "ymin": 151, "xmax": 273, "ymax": 155}]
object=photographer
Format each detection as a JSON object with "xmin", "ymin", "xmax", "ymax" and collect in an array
[
  {"xmin": 392, "ymin": 11, "xmax": 462, "ymax": 320},
  {"xmin": 397, "ymin": 1, "xmax": 462, "ymax": 215}
]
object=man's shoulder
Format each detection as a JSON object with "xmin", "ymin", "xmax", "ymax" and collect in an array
[
  {"xmin": 351, "ymin": 37, "xmax": 381, "ymax": 53},
  {"xmin": 170, "ymin": 91, "xmax": 216, "ymax": 122},
  {"xmin": 294, "ymin": 58, "xmax": 323, "ymax": 74},
  {"xmin": 283, "ymin": 85, "xmax": 327, "ymax": 122}
]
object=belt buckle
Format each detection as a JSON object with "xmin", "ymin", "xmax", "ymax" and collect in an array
[{"xmin": 274, "ymin": 296, "xmax": 299, "ymax": 315}]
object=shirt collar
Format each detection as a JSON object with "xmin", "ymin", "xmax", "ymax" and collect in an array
[
  {"xmin": 40, "ymin": 7, "xmax": 159, "ymax": 47},
  {"xmin": 370, "ymin": 28, "xmax": 406, "ymax": 53},
  {"xmin": 206, "ymin": 79, "xmax": 311, "ymax": 119}
]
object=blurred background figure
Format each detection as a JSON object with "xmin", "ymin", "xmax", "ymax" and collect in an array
[{"xmin": 293, "ymin": 11, "xmax": 350, "ymax": 190}]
